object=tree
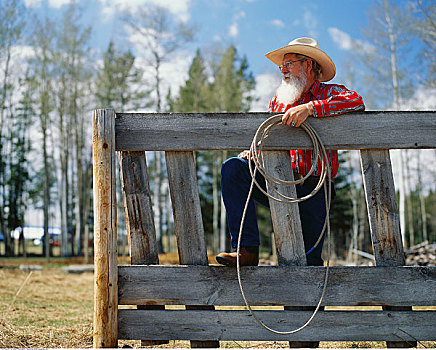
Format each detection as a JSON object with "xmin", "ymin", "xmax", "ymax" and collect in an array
[
  {"xmin": 52, "ymin": 3, "xmax": 93, "ymax": 257},
  {"xmin": 0, "ymin": 0, "xmax": 25, "ymax": 256},
  {"xmin": 211, "ymin": 46, "xmax": 255, "ymax": 252},
  {"xmin": 95, "ymin": 40, "xmax": 152, "ymax": 257},
  {"xmin": 95, "ymin": 41, "xmax": 150, "ymax": 111},
  {"xmin": 412, "ymin": 0, "xmax": 436, "ymax": 88},
  {"xmin": 122, "ymin": 4, "xmax": 195, "ymax": 252},
  {"xmin": 7, "ymin": 71, "xmax": 35, "ymax": 256},
  {"xmin": 28, "ymin": 16, "xmax": 56, "ymax": 261}
]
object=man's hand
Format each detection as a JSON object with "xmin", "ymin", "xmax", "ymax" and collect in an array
[
  {"xmin": 282, "ymin": 102, "xmax": 313, "ymax": 127},
  {"xmin": 238, "ymin": 150, "xmax": 250, "ymax": 159}
]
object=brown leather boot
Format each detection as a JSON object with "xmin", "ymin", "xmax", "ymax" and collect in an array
[{"xmin": 216, "ymin": 246, "xmax": 259, "ymax": 266}]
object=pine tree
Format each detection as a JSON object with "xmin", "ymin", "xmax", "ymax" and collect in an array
[
  {"xmin": 7, "ymin": 71, "xmax": 35, "ymax": 256},
  {"xmin": 95, "ymin": 41, "xmax": 150, "ymax": 111}
]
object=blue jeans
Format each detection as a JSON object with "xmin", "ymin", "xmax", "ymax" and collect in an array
[{"xmin": 221, "ymin": 157, "xmax": 331, "ymax": 266}]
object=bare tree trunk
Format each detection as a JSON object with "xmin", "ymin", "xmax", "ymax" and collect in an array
[
  {"xmin": 358, "ymin": 189, "xmax": 367, "ymax": 259},
  {"xmin": 347, "ymin": 151, "xmax": 359, "ymax": 264},
  {"xmin": 384, "ymin": 0, "xmax": 407, "ymax": 248},
  {"xmin": 42, "ymin": 129, "xmax": 50, "ymax": 263},
  {"xmin": 153, "ymin": 152, "xmax": 163, "ymax": 253},
  {"xmin": 398, "ymin": 151, "xmax": 407, "ymax": 247},
  {"xmin": 0, "ymin": 31, "xmax": 12, "ymax": 257},
  {"xmin": 417, "ymin": 151, "xmax": 428, "ymax": 242},
  {"xmin": 61, "ymin": 148, "xmax": 69, "ymax": 256},
  {"xmin": 405, "ymin": 150, "xmax": 415, "ymax": 246}
]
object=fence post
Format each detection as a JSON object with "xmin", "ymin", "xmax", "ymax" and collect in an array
[
  {"xmin": 360, "ymin": 149, "xmax": 416, "ymax": 348},
  {"xmin": 93, "ymin": 109, "xmax": 118, "ymax": 348}
]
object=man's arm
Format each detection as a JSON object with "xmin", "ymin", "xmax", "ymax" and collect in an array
[
  {"xmin": 282, "ymin": 85, "xmax": 365, "ymax": 127},
  {"xmin": 312, "ymin": 85, "xmax": 365, "ymax": 118}
]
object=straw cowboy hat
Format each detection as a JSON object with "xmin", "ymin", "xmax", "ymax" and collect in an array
[{"xmin": 265, "ymin": 37, "xmax": 336, "ymax": 82}]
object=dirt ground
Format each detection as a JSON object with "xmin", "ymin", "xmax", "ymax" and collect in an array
[{"xmin": 0, "ymin": 255, "xmax": 434, "ymax": 348}]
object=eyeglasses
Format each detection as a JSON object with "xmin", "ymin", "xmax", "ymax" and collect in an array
[{"xmin": 278, "ymin": 59, "xmax": 305, "ymax": 71}]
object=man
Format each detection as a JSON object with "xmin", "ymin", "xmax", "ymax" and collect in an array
[{"xmin": 216, "ymin": 37, "xmax": 365, "ymax": 267}]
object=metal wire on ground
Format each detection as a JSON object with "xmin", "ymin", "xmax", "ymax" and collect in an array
[{"xmin": 236, "ymin": 113, "xmax": 332, "ymax": 334}]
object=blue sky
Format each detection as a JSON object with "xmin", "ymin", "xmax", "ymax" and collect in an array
[
  {"xmin": 24, "ymin": 0, "xmax": 376, "ymax": 110},
  {"xmin": 18, "ymin": 0, "xmax": 436, "ymax": 227}
]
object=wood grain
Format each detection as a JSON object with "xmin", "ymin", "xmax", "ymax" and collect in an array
[
  {"xmin": 118, "ymin": 265, "xmax": 436, "ymax": 306},
  {"xmin": 92, "ymin": 109, "xmax": 118, "ymax": 348},
  {"xmin": 115, "ymin": 111, "xmax": 436, "ymax": 151},
  {"xmin": 118, "ymin": 309, "xmax": 436, "ymax": 341}
]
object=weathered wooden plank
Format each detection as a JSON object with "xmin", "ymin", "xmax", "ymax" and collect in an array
[
  {"xmin": 92, "ymin": 109, "xmax": 118, "ymax": 348},
  {"xmin": 360, "ymin": 149, "xmax": 405, "ymax": 266},
  {"xmin": 118, "ymin": 151, "xmax": 166, "ymax": 346},
  {"xmin": 262, "ymin": 151, "xmax": 311, "ymax": 346},
  {"xmin": 118, "ymin": 151, "xmax": 159, "ymax": 265},
  {"xmin": 165, "ymin": 151, "xmax": 208, "ymax": 265},
  {"xmin": 360, "ymin": 149, "xmax": 414, "ymax": 347},
  {"xmin": 263, "ymin": 151, "xmax": 306, "ymax": 266},
  {"xmin": 118, "ymin": 309, "xmax": 436, "ymax": 341},
  {"xmin": 115, "ymin": 111, "xmax": 436, "ymax": 151},
  {"xmin": 166, "ymin": 151, "xmax": 219, "ymax": 348},
  {"xmin": 118, "ymin": 265, "xmax": 436, "ymax": 306}
]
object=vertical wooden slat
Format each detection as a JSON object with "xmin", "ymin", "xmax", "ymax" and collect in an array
[
  {"xmin": 166, "ymin": 151, "xmax": 220, "ymax": 348},
  {"xmin": 93, "ymin": 109, "xmax": 118, "ymax": 348},
  {"xmin": 118, "ymin": 150, "xmax": 167, "ymax": 346},
  {"xmin": 118, "ymin": 151, "xmax": 159, "ymax": 265},
  {"xmin": 263, "ymin": 151, "xmax": 318, "ymax": 347},
  {"xmin": 360, "ymin": 149, "xmax": 416, "ymax": 348},
  {"xmin": 165, "ymin": 151, "xmax": 208, "ymax": 265},
  {"xmin": 263, "ymin": 151, "xmax": 306, "ymax": 266},
  {"xmin": 360, "ymin": 149, "xmax": 405, "ymax": 266}
]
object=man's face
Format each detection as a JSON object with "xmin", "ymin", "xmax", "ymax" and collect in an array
[
  {"xmin": 280, "ymin": 54, "xmax": 305, "ymax": 81},
  {"xmin": 275, "ymin": 53, "xmax": 308, "ymax": 106}
]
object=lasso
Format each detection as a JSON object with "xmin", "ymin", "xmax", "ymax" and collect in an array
[{"xmin": 236, "ymin": 114, "xmax": 332, "ymax": 334}]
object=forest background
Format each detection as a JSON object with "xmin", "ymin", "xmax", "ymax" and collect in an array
[{"xmin": 0, "ymin": 0, "xmax": 435, "ymax": 263}]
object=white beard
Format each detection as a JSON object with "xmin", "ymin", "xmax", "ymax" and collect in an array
[{"xmin": 275, "ymin": 68, "xmax": 307, "ymax": 106}]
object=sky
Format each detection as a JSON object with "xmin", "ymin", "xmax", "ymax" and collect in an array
[
  {"xmin": 23, "ymin": 0, "xmax": 374, "ymax": 111},
  {"xmin": 19, "ymin": 0, "xmax": 436, "ymax": 227}
]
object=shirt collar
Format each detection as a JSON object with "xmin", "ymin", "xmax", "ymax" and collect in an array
[{"xmin": 309, "ymin": 80, "xmax": 320, "ymax": 97}]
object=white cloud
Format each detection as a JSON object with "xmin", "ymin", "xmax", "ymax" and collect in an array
[
  {"xmin": 23, "ymin": 0, "xmax": 42, "ymax": 7},
  {"xmin": 228, "ymin": 10, "xmax": 246, "ymax": 38},
  {"xmin": 48, "ymin": 0, "xmax": 73, "ymax": 8},
  {"xmin": 271, "ymin": 19, "xmax": 285, "ymax": 28},
  {"xmin": 24, "ymin": 0, "xmax": 73, "ymax": 8},
  {"xmin": 250, "ymin": 73, "xmax": 280, "ymax": 112},
  {"xmin": 328, "ymin": 27, "xmax": 353, "ymax": 50},
  {"xmin": 303, "ymin": 9, "xmax": 318, "ymax": 37},
  {"xmin": 99, "ymin": 0, "xmax": 191, "ymax": 23},
  {"xmin": 229, "ymin": 22, "xmax": 238, "ymax": 38},
  {"xmin": 399, "ymin": 86, "xmax": 436, "ymax": 111},
  {"xmin": 328, "ymin": 27, "xmax": 376, "ymax": 54},
  {"xmin": 132, "ymin": 50, "xmax": 193, "ymax": 112}
]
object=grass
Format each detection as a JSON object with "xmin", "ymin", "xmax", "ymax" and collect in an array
[{"xmin": 0, "ymin": 256, "xmax": 435, "ymax": 348}]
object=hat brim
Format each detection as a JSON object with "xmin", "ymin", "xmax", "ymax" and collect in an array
[{"xmin": 265, "ymin": 44, "xmax": 336, "ymax": 82}]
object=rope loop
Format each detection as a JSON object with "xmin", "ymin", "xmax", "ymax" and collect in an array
[{"xmin": 236, "ymin": 113, "xmax": 332, "ymax": 335}]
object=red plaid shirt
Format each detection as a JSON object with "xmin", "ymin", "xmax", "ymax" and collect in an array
[{"xmin": 269, "ymin": 80, "xmax": 365, "ymax": 178}]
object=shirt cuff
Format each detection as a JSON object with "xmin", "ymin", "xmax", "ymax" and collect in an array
[{"xmin": 311, "ymin": 100, "xmax": 327, "ymax": 117}]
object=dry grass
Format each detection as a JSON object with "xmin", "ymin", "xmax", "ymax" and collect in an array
[
  {"xmin": 0, "ymin": 257, "xmax": 435, "ymax": 348},
  {"xmin": 0, "ymin": 268, "xmax": 93, "ymax": 348}
]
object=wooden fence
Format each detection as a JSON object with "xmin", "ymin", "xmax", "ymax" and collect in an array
[{"xmin": 92, "ymin": 109, "xmax": 436, "ymax": 348}]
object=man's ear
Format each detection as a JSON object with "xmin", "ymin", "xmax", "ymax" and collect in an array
[{"xmin": 305, "ymin": 59, "xmax": 313, "ymax": 72}]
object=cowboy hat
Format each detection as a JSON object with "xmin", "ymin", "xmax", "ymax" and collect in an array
[{"xmin": 265, "ymin": 37, "xmax": 336, "ymax": 82}]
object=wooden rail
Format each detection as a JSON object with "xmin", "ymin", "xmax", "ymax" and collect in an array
[{"xmin": 93, "ymin": 109, "xmax": 436, "ymax": 348}]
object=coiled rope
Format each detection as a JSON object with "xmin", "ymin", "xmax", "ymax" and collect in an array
[{"xmin": 236, "ymin": 113, "xmax": 332, "ymax": 334}]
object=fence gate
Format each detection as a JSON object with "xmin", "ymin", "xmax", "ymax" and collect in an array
[{"xmin": 92, "ymin": 109, "xmax": 436, "ymax": 348}]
